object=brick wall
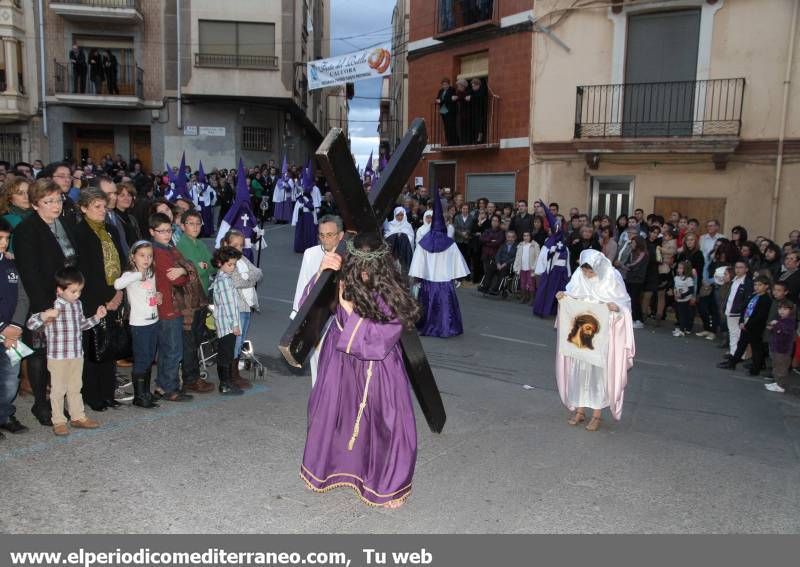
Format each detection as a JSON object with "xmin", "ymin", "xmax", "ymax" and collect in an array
[
  {"xmin": 409, "ymin": 0, "xmax": 532, "ymax": 42},
  {"xmin": 415, "ymin": 147, "xmax": 529, "ymax": 202}
]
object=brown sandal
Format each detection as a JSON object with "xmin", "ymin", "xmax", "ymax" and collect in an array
[
  {"xmin": 568, "ymin": 411, "xmax": 585, "ymax": 425},
  {"xmin": 585, "ymin": 416, "xmax": 601, "ymax": 431}
]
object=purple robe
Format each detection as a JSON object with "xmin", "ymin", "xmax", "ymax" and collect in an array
[
  {"xmin": 533, "ymin": 206, "xmax": 570, "ymax": 317},
  {"xmin": 300, "ymin": 285, "xmax": 417, "ymax": 507}
]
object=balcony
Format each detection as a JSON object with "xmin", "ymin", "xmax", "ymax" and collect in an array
[
  {"xmin": 429, "ymin": 89, "xmax": 500, "ymax": 151},
  {"xmin": 194, "ymin": 53, "xmax": 279, "ymax": 70},
  {"xmin": 50, "ymin": 0, "xmax": 143, "ymax": 24},
  {"xmin": 434, "ymin": 0, "xmax": 498, "ymax": 38},
  {"xmin": 52, "ymin": 60, "xmax": 144, "ymax": 108},
  {"xmin": 573, "ymin": 78, "xmax": 745, "ymax": 155}
]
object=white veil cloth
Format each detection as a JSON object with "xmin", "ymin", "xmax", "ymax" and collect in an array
[
  {"xmin": 556, "ymin": 249, "xmax": 636, "ymax": 420},
  {"xmin": 383, "ymin": 206, "xmax": 416, "ymax": 247}
]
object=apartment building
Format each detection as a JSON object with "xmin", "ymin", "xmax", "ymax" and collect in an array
[
  {"xmin": 530, "ymin": 0, "xmax": 800, "ymax": 239},
  {"xmin": 163, "ymin": 0, "xmax": 340, "ymax": 170},
  {"xmin": 39, "ymin": 0, "xmax": 343, "ymax": 172},
  {"xmin": 0, "ymin": 0, "xmax": 43, "ymax": 164},
  {"xmin": 406, "ymin": 0, "xmax": 534, "ymax": 202}
]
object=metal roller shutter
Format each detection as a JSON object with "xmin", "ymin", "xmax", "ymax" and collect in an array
[{"xmin": 466, "ymin": 173, "xmax": 516, "ymax": 204}]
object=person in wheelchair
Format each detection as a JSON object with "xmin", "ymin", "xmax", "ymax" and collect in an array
[{"xmin": 480, "ymin": 230, "xmax": 517, "ymax": 295}]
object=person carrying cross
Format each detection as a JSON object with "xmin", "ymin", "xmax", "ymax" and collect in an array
[{"xmin": 298, "ymin": 232, "xmax": 420, "ymax": 508}]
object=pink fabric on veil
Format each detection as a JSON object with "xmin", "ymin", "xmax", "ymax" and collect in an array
[{"xmin": 555, "ymin": 310, "xmax": 635, "ymax": 420}]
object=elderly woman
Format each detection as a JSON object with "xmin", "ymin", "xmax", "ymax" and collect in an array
[
  {"xmin": 0, "ymin": 177, "xmax": 32, "ymax": 252},
  {"xmin": 14, "ymin": 180, "xmax": 78, "ymax": 425},
  {"xmin": 75, "ymin": 188, "xmax": 125, "ymax": 411}
]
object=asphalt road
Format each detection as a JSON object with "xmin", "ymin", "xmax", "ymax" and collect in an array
[{"xmin": 3, "ymin": 224, "xmax": 800, "ymax": 533}]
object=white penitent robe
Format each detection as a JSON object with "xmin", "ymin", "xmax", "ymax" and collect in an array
[{"xmin": 291, "ymin": 244, "xmax": 327, "ymax": 386}]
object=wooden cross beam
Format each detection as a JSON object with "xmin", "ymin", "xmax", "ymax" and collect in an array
[{"xmin": 278, "ymin": 118, "xmax": 446, "ymax": 433}]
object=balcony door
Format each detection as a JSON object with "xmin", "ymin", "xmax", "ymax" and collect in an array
[{"xmin": 623, "ymin": 9, "xmax": 700, "ymax": 137}]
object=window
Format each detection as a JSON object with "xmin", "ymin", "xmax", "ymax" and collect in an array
[
  {"xmin": 458, "ymin": 51, "xmax": 488, "ymax": 81},
  {"xmin": 0, "ymin": 133, "xmax": 22, "ymax": 164},
  {"xmin": 242, "ymin": 127, "xmax": 272, "ymax": 151},
  {"xmin": 198, "ymin": 21, "xmax": 277, "ymax": 68}
]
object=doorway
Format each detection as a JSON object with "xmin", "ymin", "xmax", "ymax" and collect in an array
[
  {"xmin": 73, "ymin": 127, "xmax": 114, "ymax": 168},
  {"xmin": 130, "ymin": 127, "xmax": 151, "ymax": 173},
  {"xmin": 590, "ymin": 177, "xmax": 633, "ymax": 220},
  {"xmin": 623, "ymin": 9, "xmax": 701, "ymax": 137},
  {"xmin": 429, "ymin": 161, "xmax": 456, "ymax": 194},
  {"xmin": 653, "ymin": 197, "xmax": 726, "ymax": 230}
]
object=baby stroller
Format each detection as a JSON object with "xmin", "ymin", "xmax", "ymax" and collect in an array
[{"xmin": 200, "ymin": 305, "xmax": 267, "ymax": 381}]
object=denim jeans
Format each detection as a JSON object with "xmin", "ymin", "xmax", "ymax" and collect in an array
[
  {"xmin": 234, "ymin": 311, "xmax": 251, "ymax": 358},
  {"xmin": 156, "ymin": 317, "xmax": 183, "ymax": 394},
  {"xmin": 132, "ymin": 321, "xmax": 160, "ymax": 375},
  {"xmin": 181, "ymin": 308, "xmax": 206, "ymax": 384},
  {"xmin": 0, "ymin": 347, "xmax": 20, "ymax": 424}
]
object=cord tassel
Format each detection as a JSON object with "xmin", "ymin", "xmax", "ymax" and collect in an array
[{"xmin": 348, "ymin": 361, "xmax": 374, "ymax": 451}]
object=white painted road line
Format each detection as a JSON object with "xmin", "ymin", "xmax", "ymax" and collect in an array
[{"xmin": 479, "ymin": 333, "xmax": 549, "ymax": 348}]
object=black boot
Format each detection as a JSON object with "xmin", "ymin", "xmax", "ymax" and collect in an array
[
  {"xmin": 217, "ymin": 365, "xmax": 244, "ymax": 396},
  {"xmin": 132, "ymin": 373, "xmax": 158, "ymax": 409}
]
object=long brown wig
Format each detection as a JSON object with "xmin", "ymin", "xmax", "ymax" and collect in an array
[{"xmin": 340, "ymin": 232, "xmax": 421, "ymax": 330}]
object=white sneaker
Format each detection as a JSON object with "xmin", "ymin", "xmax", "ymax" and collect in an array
[
  {"xmin": 672, "ymin": 329, "xmax": 684, "ymax": 337},
  {"xmin": 705, "ymin": 333, "xmax": 716, "ymax": 341},
  {"xmin": 765, "ymin": 383, "xmax": 785, "ymax": 393},
  {"xmin": 632, "ymin": 321, "xmax": 645, "ymax": 329},
  {"xmin": 696, "ymin": 331, "xmax": 710, "ymax": 337}
]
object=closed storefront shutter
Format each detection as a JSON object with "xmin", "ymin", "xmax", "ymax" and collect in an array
[{"xmin": 466, "ymin": 173, "xmax": 515, "ymax": 204}]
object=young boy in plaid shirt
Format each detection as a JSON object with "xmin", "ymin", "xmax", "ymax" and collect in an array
[
  {"xmin": 210, "ymin": 246, "xmax": 244, "ymax": 396},
  {"xmin": 27, "ymin": 267, "xmax": 107, "ymax": 436}
]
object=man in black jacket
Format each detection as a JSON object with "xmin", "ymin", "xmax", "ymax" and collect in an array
[
  {"xmin": 509, "ymin": 200, "xmax": 534, "ymax": 242},
  {"xmin": 69, "ymin": 44, "xmax": 87, "ymax": 94},
  {"xmin": 435, "ymin": 78, "xmax": 458, "ymax": 146},
  {"xmin": 718, "ymin": 275, "xmax": 773, "ymax": 375}
]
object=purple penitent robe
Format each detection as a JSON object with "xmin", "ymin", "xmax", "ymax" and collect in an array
[{"xmin": 299, "ymin": 282, "xmax": 417, "ymax": 507}]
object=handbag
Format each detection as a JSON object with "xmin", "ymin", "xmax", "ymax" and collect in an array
[
  {"xmin": 108, "ymin": 308, "xmax": 133, "ymax": 361},
  {"xmin": 84, "ymin": 318, "xmax": 111, "ymax": 363}
]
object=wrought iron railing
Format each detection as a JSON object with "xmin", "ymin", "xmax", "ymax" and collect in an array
[
  {"xmin": 194, "ymin": 53, "xmax": 279, "ymax": 69},
  {"xmin": 50, "ymin": 0, "xmax": 141, "ymax": 9},
  {"xmin": 434, "ymin": 0, "xmax": 498, "ymax": 36},
  {"xmin": 430, "ymin": 89, "xmax": 500, "ymax": 149},
  {"xmin": 574, "ymin": 78, "xmax": 745, "ymax": 138},
  {"xmin": 54, "ymin": 60, "xmax": 144, "ymax": 98}
]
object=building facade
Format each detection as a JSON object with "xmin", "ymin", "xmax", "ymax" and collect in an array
[
  {"xmin": 38, "ymin": 0, "xmax": 342, "ymax": 172},
  {"xmin": 406, "ymin": 0, "xmax": 534, "ymax": 203},
  {"xmin": 43, "ymin": 0, "xmax": 164, "ymax": 171},
  {"xmin": 0, "ymin": 0, "xmax": 44, "ymax": 164},
  {"xmin": 530, "ymin": 0, "xmax": 800, "ymax": 240}
]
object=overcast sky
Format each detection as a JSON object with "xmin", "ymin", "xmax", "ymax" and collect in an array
[{"xmin": 330, "ymin": 0, "xmax": 395, "ymax": 169}]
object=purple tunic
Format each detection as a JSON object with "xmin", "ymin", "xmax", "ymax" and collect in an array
[
  {"xmin": 533, "ymin": 206, "xmax": 570, "ymax": 318},
  {"xmin": 300, "ymin": 300, "xmax": 417, "ymax": 507},
  {"xmin": 417, "ymin": 280, "xmax": 463, "ymax": 337}
]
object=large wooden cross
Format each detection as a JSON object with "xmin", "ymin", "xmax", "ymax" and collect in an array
[{"xmin": 278, "ymin": 118, "xmax": 446, "ymax": 433}]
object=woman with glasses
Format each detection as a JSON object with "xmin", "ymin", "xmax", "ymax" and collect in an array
[
  {"xmin": 0, "ymin": 177, "xmax": 32, "ymax": 252},
  {"xmin": 13, "ymin": 180, "xmax": 79, "ymax": 426}
]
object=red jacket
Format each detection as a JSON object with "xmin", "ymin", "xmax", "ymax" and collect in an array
[{"xmin": 152, "ymin": 243, "xmax": 189, "ymax": 320}]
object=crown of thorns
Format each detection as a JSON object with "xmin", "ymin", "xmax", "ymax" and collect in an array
[{"xmin": 346, "ymin": 238, "xmax": 390, "ymax": 261}]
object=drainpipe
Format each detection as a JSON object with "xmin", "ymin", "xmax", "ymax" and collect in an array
[
  {"xmin": 770, "ymin": 0, "xmax": 799, "ymax": 240},
  {"xmin": 176, "ymin": 0, "xmax": 182, "ymax": 129},
  {"xmin": 37, "ymin": 0, "xmax": 47, "ymax": 138}
]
